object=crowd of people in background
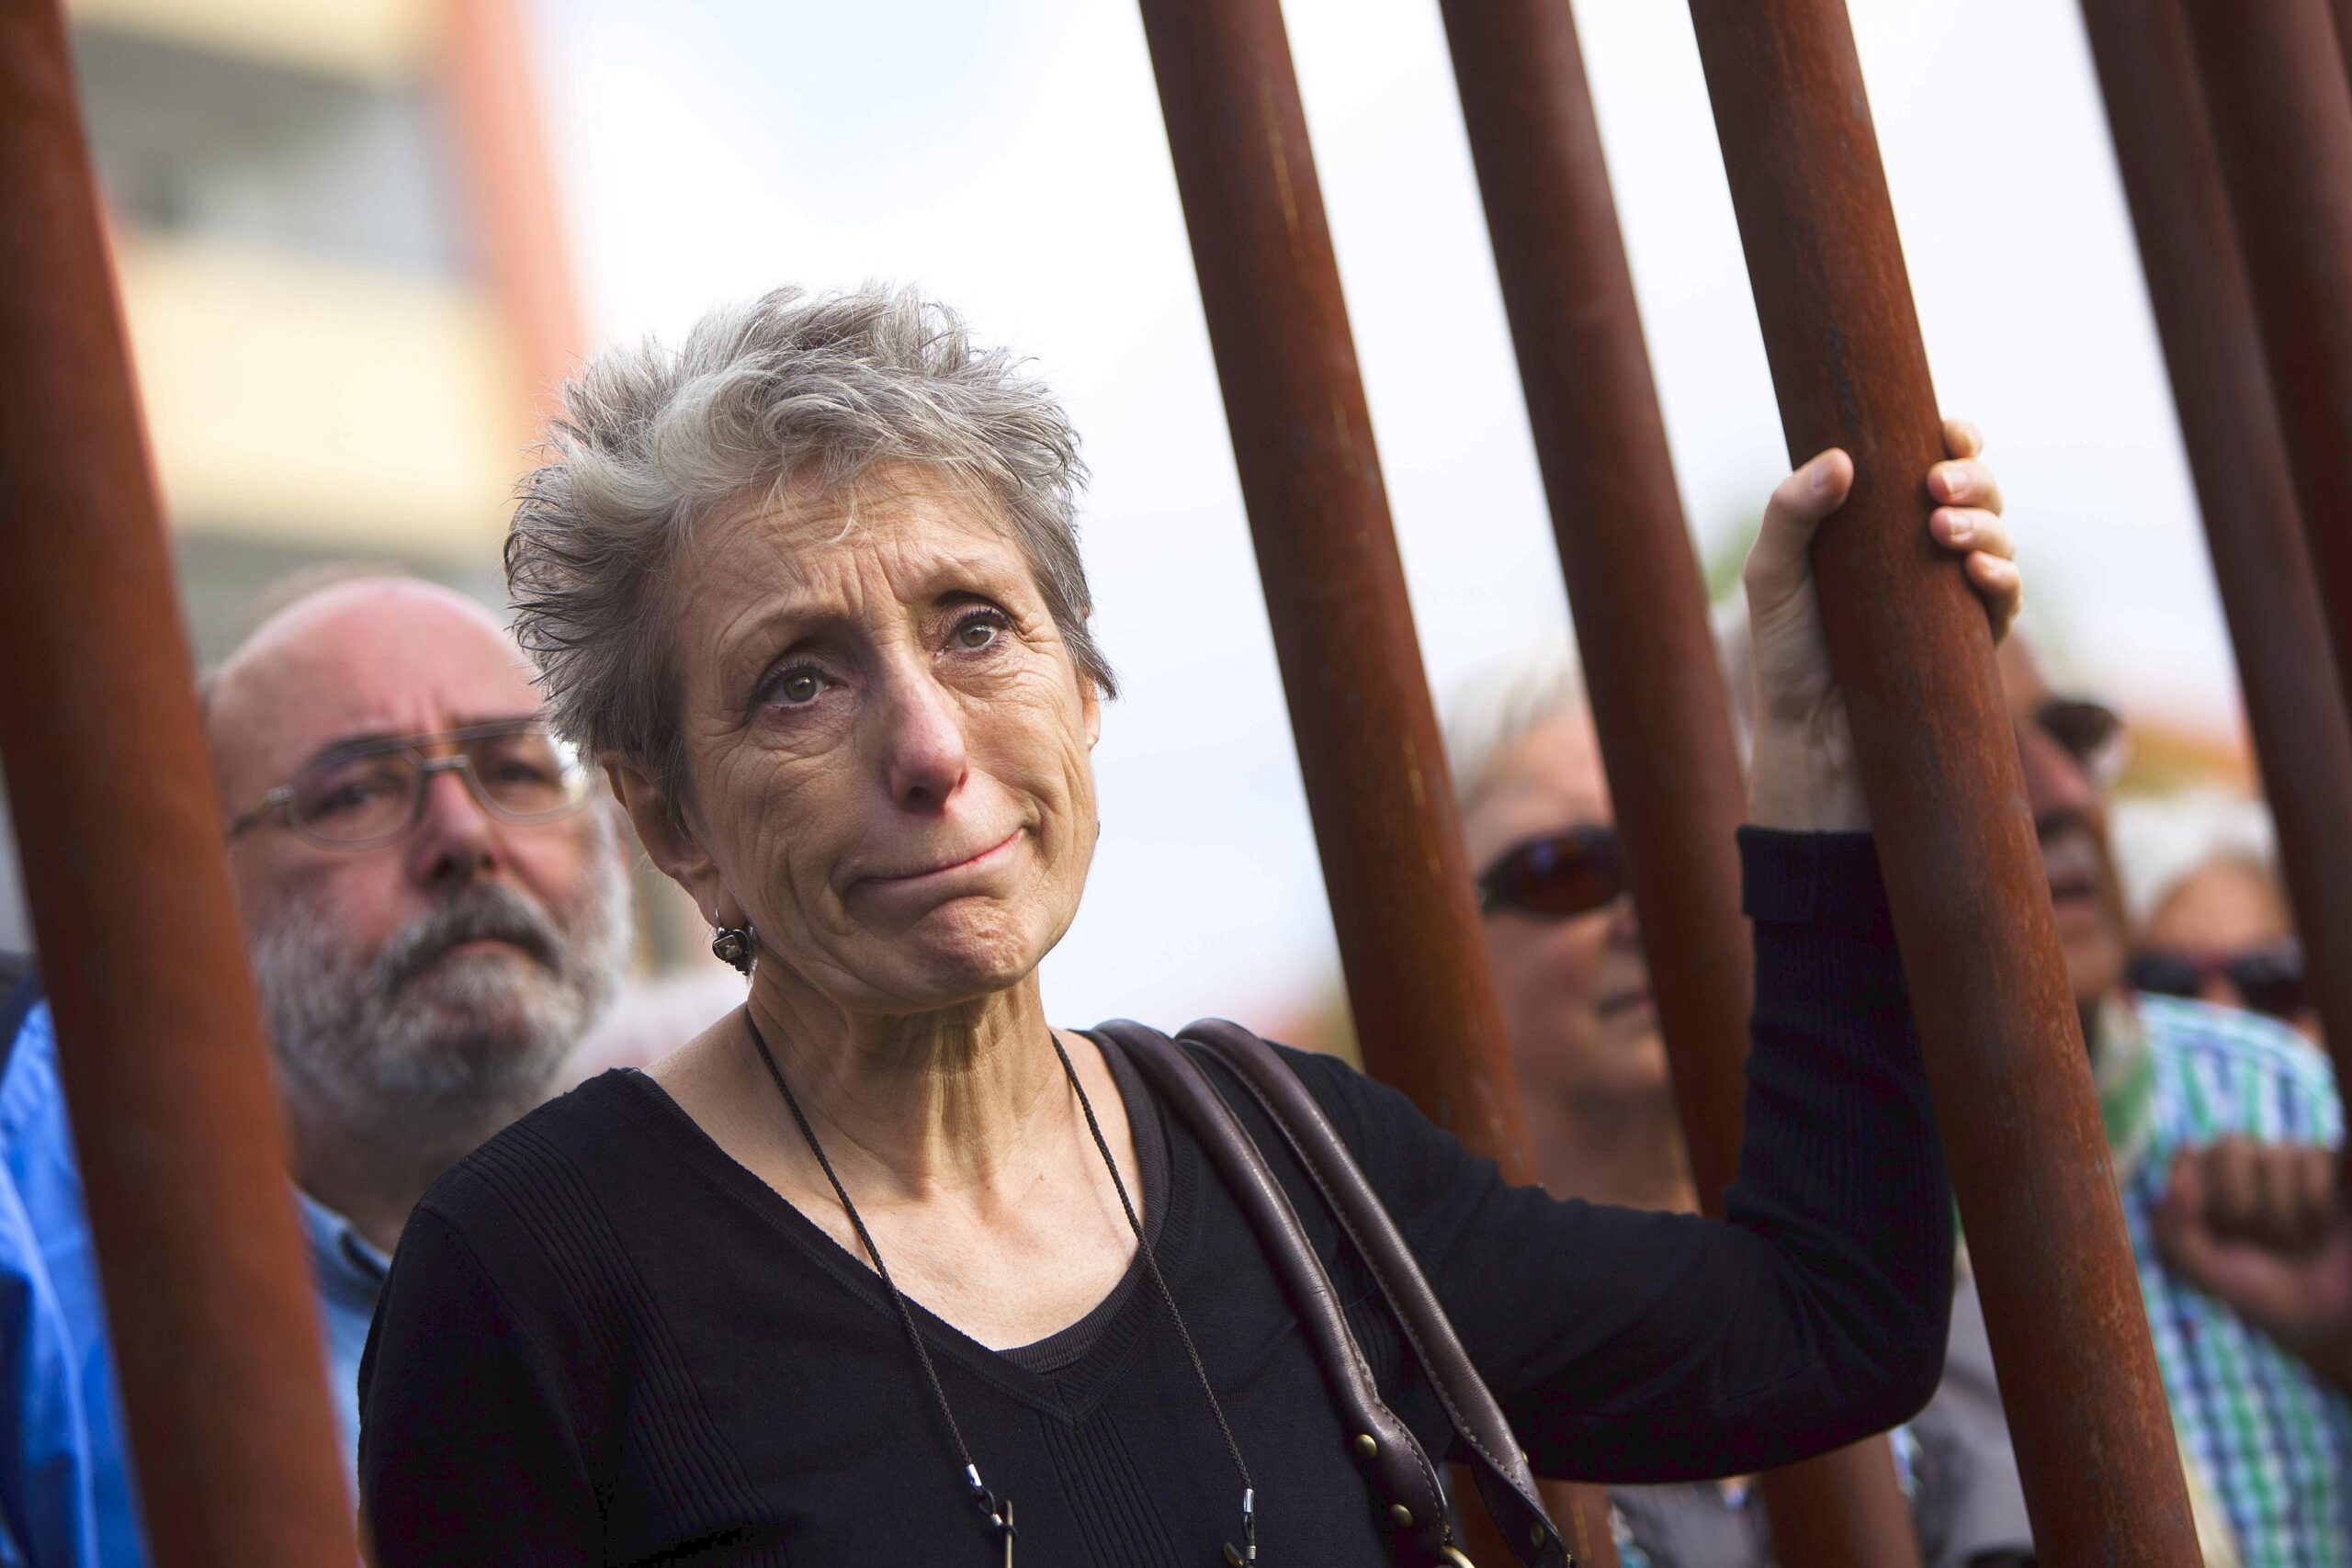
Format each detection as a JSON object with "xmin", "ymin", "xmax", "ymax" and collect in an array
[
  {"xmin": 0, "ymin": 535, "xmax": 2346, "ymax": 1564},
  {"xmin": 1443, "ymin": 628, "xmax": 2352, "ymax": 1567}
]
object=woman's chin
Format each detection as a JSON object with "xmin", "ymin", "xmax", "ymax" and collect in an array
[{"xmin": 841, "ymin": 917, "xmax": 1052, "ymax": 1011}]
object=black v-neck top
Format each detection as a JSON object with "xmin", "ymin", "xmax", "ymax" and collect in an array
[{"xmin": 357, "ymin": 831, "xmax": 1953, "ymax": 1566}]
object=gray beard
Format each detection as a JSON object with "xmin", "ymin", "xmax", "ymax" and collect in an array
[{"xmin": 252, "ymin": 818, "xmax": 631, "ymax": 1187}]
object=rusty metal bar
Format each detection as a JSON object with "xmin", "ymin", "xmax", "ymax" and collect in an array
[
  {"xmin": 0, "ymin": 3, "xmax": 355, "ymax": 1562},
  {"xmin": 2173, "ymin": 0, "xmax": 2352, "ymax": 1134},
  {"xmin": 1682, "ymin": 2, "xmax": 2200, "ymax": 1562},
  {"xmin": 1434, "ymin": 2, "xmax": 1919, "ymax": 1562},
  {"xmin": 2081, "ymin": 0, "xmax": 2352, "ymax": 1146},
  {"xmin": 2335, "ymin": 0, "xmax": 2352, "ymax": 102},
  {"xmin": 1135, "ymin": 1, "xmax": 1618, "ymax": 1560}
]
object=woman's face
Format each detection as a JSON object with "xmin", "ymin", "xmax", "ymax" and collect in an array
[
  {"xmin": 645, "ymin": 468, "xmax": 1101, "ymax": 1016},
  {"xmin": 1462, "ymin": 713, "xmax": 1668, "ymax": 1113}
]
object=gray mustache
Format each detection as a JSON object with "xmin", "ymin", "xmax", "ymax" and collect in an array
[{"xmin": 372, "ymin": 886, "xmax": 562, "ymax": 996}]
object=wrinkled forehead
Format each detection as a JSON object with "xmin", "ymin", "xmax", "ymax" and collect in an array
[
  {"xmin": 705, "ymin": 463, "xmax": 1019, "ymax": 570},
  {"xmin": 684, "ymin": 468, "xmax": 1037, "ymax": 638},
  {"xmin": 209, "ymin": 600, "xmax": 543, "ymax": 799}
]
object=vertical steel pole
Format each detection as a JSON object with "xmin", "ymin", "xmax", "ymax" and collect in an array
[
  {"xmin": 2174, "ymin": 0, "xmax": 2352, "ymax": 1138},
  {"xmin": 1434, "ymin": 2, "xmax": 1919, "ymax": 1562},
  {"xmin": 2079, "ymin": 0, "xmax": 2352, "ymax": 1138},
  {"xmin": 1683, "ymin": 2, "xmax": 2200, "ymax": 1562},
  {"xmin": 1136, "ymin": 1, "xmax": 1619, "ymax": 1560},
  {"xmin": 0, "ymin": 3, "xmax": 354, "ymax": 1562}
]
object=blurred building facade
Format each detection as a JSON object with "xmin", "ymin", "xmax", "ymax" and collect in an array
[
  {"xmin": 63, "ymin": 0, "xmax": 578, "ymax": 653},
  {"xmin": 0, "ymin": 0, "xmax": 711, "ymax": 975}
]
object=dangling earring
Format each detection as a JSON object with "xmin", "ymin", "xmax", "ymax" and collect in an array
[{"xmin": 711, "ymin": 923, "xmax": 755, "ymax": 976}]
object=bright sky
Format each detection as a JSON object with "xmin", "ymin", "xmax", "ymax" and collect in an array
[{"xmin": 528, "ymin": 0, "xmax": 2235, "ymax": 1033}]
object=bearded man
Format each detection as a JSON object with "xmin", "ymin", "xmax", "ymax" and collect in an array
[
  {"xmin": 198, "ymin": 573, "xmax": 633, "ymax": 1470},
  {"xmin": 0, "ymin": 574, "xmax": 633, "ymax": 1559}
]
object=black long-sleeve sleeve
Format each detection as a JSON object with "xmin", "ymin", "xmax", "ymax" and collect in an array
[
  {"xmin": 356, "ymin": 1206, "xmax": 600, "ymax": 1564},
  {"xmin": 358, "ymin": 828, "xmax": 1951, "ymax": 1564},
  {"xmin": 1275, "ymin": 828, "xmax": 1951, "ymax": 1481}
]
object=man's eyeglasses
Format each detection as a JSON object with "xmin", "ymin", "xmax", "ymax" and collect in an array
[
  {"xmin": 2033, "ymin": 696, "xmax": 2130, "ymax": 790},
  {"xmin": 1476, "ymin": 825, "xmax": 1626, "ymax": 919},
  {"xmin": 2126, "ymin": 943, "xmax": 2308, "ymax": 1023},
  {"xmin": 227, "ymin": 719, "xmax": 593, "ymax": 851}
]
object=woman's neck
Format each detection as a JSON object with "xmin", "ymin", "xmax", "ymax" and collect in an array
[{"xmin": 743, "ymin": 970, "xmax": 1067, "ymax": 1199}]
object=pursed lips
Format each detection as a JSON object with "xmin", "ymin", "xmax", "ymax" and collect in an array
[{"xmin": 848, "ymin": 829, "xmax": 1023, "ymax": 892}]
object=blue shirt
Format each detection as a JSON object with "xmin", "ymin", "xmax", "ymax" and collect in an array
[
  {"xmin": 0, "ymin": 998, "xmax": 391, "ymax": 1564},
  {"xmin": 0, "ymin": 1005, "xmax": 141, "ymax": 1568},
  {"xmin": 294, "ymin": 1191, "xmax": 388, "ymax": 1480}
]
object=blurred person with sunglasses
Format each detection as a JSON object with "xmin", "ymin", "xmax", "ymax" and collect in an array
[
  {"xmin": 1445, "ymin": 646, "xmax": 2034, "ymax": 1568},
  {"xmin": 0, "ymin": 571, "xmax": 635, "ymax": 1564},
  {"xmin": 2110, "ymin": 790, "xmax": 2315, "ymax": 1041},
  {"xmin": 1715, "ymin": 628, "xmax": 2341, "ymax": 1563},
  {"xmin": 1993, "ymin": 640, "xmax": 2343, "ymax": 1567}
]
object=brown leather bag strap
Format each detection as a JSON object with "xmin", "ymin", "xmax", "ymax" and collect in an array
[
  {"xmin": 1090, "ymin": 1021, "xmax": 1459, "ymax": 1566},
  {"xmin": 1179, "ymin": 1018, "xmax": 1569, "ymax": 1568}
]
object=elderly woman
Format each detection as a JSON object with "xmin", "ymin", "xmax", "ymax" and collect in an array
[{"xmin": 357, "ymin": 286, "xmax": 2019, "ymax": 1565}]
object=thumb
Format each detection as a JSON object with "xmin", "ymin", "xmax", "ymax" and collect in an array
[{"xmin": 1744, "ymin": 449, "xmax": 1855, "ymax": 614}]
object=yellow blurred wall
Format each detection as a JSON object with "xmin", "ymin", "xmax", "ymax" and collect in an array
[
  {"xmin": 69, "ymin": 0, "xmax": 432, "ymax": 85},
  {"xmin": 116, "ymin": 236, "xmax": 532, "ymax": 558}
]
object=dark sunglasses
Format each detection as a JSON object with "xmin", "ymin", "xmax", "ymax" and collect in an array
[
  {"xmin": 1476, "ymin": 826, "xmax": 1626, "ymax": 919},
  {"xmin": 2126, "ymin": 942, "xmax": 2308, "ymax": 1022},
  {"xmin": 2033, "ymin": 696, "xmax": 2129, "ymax": 789}
]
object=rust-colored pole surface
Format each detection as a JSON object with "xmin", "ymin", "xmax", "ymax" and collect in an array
[
  {"xmin": 0, "ymin": 3, "xmax": 354, "ymax": 1562},
  {"xmin": 1684, "ymin": 2, "xmax": 2199, "ymax": 1563},
  {"xmin": 1436, "ymin": 0, "xmax": 1750, "ymax": 1216},
  {"xmin": 2175, "ymin": 0, "xmax": 2352, "ymax": 1120},
  {"xmin": 2081, "ymin": 0, "xmax": 2352, "ymax": 1140},
  {"xmin": 2335, "ymin": 0, "xmax": 2352, "ymax": 107},
  {"xmin": 1435, "ymin": 2, "xmax": 1919, "ymax": 1562},
  {"xmin": 1136, "ymin": 0, "xmax": 1617, "ymax": 1560},
  {"xmin": 1136, "ymin": 0, "xmax": 1530, "ymax": 1218}
]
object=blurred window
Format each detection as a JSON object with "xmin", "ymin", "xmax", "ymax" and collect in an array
[{"xmin": 69, "ymin": 22, "xmax": 465, "ymax": 277}]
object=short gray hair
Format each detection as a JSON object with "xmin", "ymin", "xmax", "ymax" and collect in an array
[
  {"xmin": 2109, "ymin": 787, "xmax": 2281, "ymax": 931},
  {"xmin": 1440, "ymin": 636, "xmax": 1590, "ymax": 809},
  {"xmin": 1442, "ymin": 603, "xmax": 1757, "ymax": 808},
  {"xmin": 506, "ymin": 284, "xmax": 1116, "ymax": 804}
]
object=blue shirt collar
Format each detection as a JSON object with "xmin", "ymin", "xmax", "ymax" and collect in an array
[{"xmin": 293, "ymin": 1188, "xmax": 390, "ymax": 1306}]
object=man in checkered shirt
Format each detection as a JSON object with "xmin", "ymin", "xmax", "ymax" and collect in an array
[{"xmin": 2003, "ymin": 638, "xmax": 2348, "ymax": 1567}]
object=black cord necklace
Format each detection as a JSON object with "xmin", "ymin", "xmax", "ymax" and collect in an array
[{"xmin": 743, "ymin": 1013, "xmax": 1260, "ymax": 1566}]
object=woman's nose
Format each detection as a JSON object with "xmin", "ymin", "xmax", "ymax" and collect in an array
[
  {"xmin": 880, "ymin": 669, "xmax": 970, "ymax": 809},
  {"xmin": 1608, "ymin": 893, "xmax": 1643, "ymax": 944}
]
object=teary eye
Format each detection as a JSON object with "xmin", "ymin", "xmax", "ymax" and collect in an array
[
  {"xmin": 954, "ymin": 617, "xmax": 1000, "ymax": 651},
  {"xmin": 763, "ymin": 668, "xmax": 826, "ymax": 707}
]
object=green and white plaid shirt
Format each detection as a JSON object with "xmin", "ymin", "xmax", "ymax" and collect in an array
[{"xmin": 2108, "ymin": 993, "xmax": 2351, "ymax": 1568}]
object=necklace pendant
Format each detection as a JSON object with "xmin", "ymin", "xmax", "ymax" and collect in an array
[{"xmin": 998, "ymin": 1498, "xmax": 1015, "ymax": 1568}]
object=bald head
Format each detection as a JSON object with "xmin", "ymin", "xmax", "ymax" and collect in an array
[{"xmin": 207, "ymin": 579, "xmax": 537, "ymax": 818}]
